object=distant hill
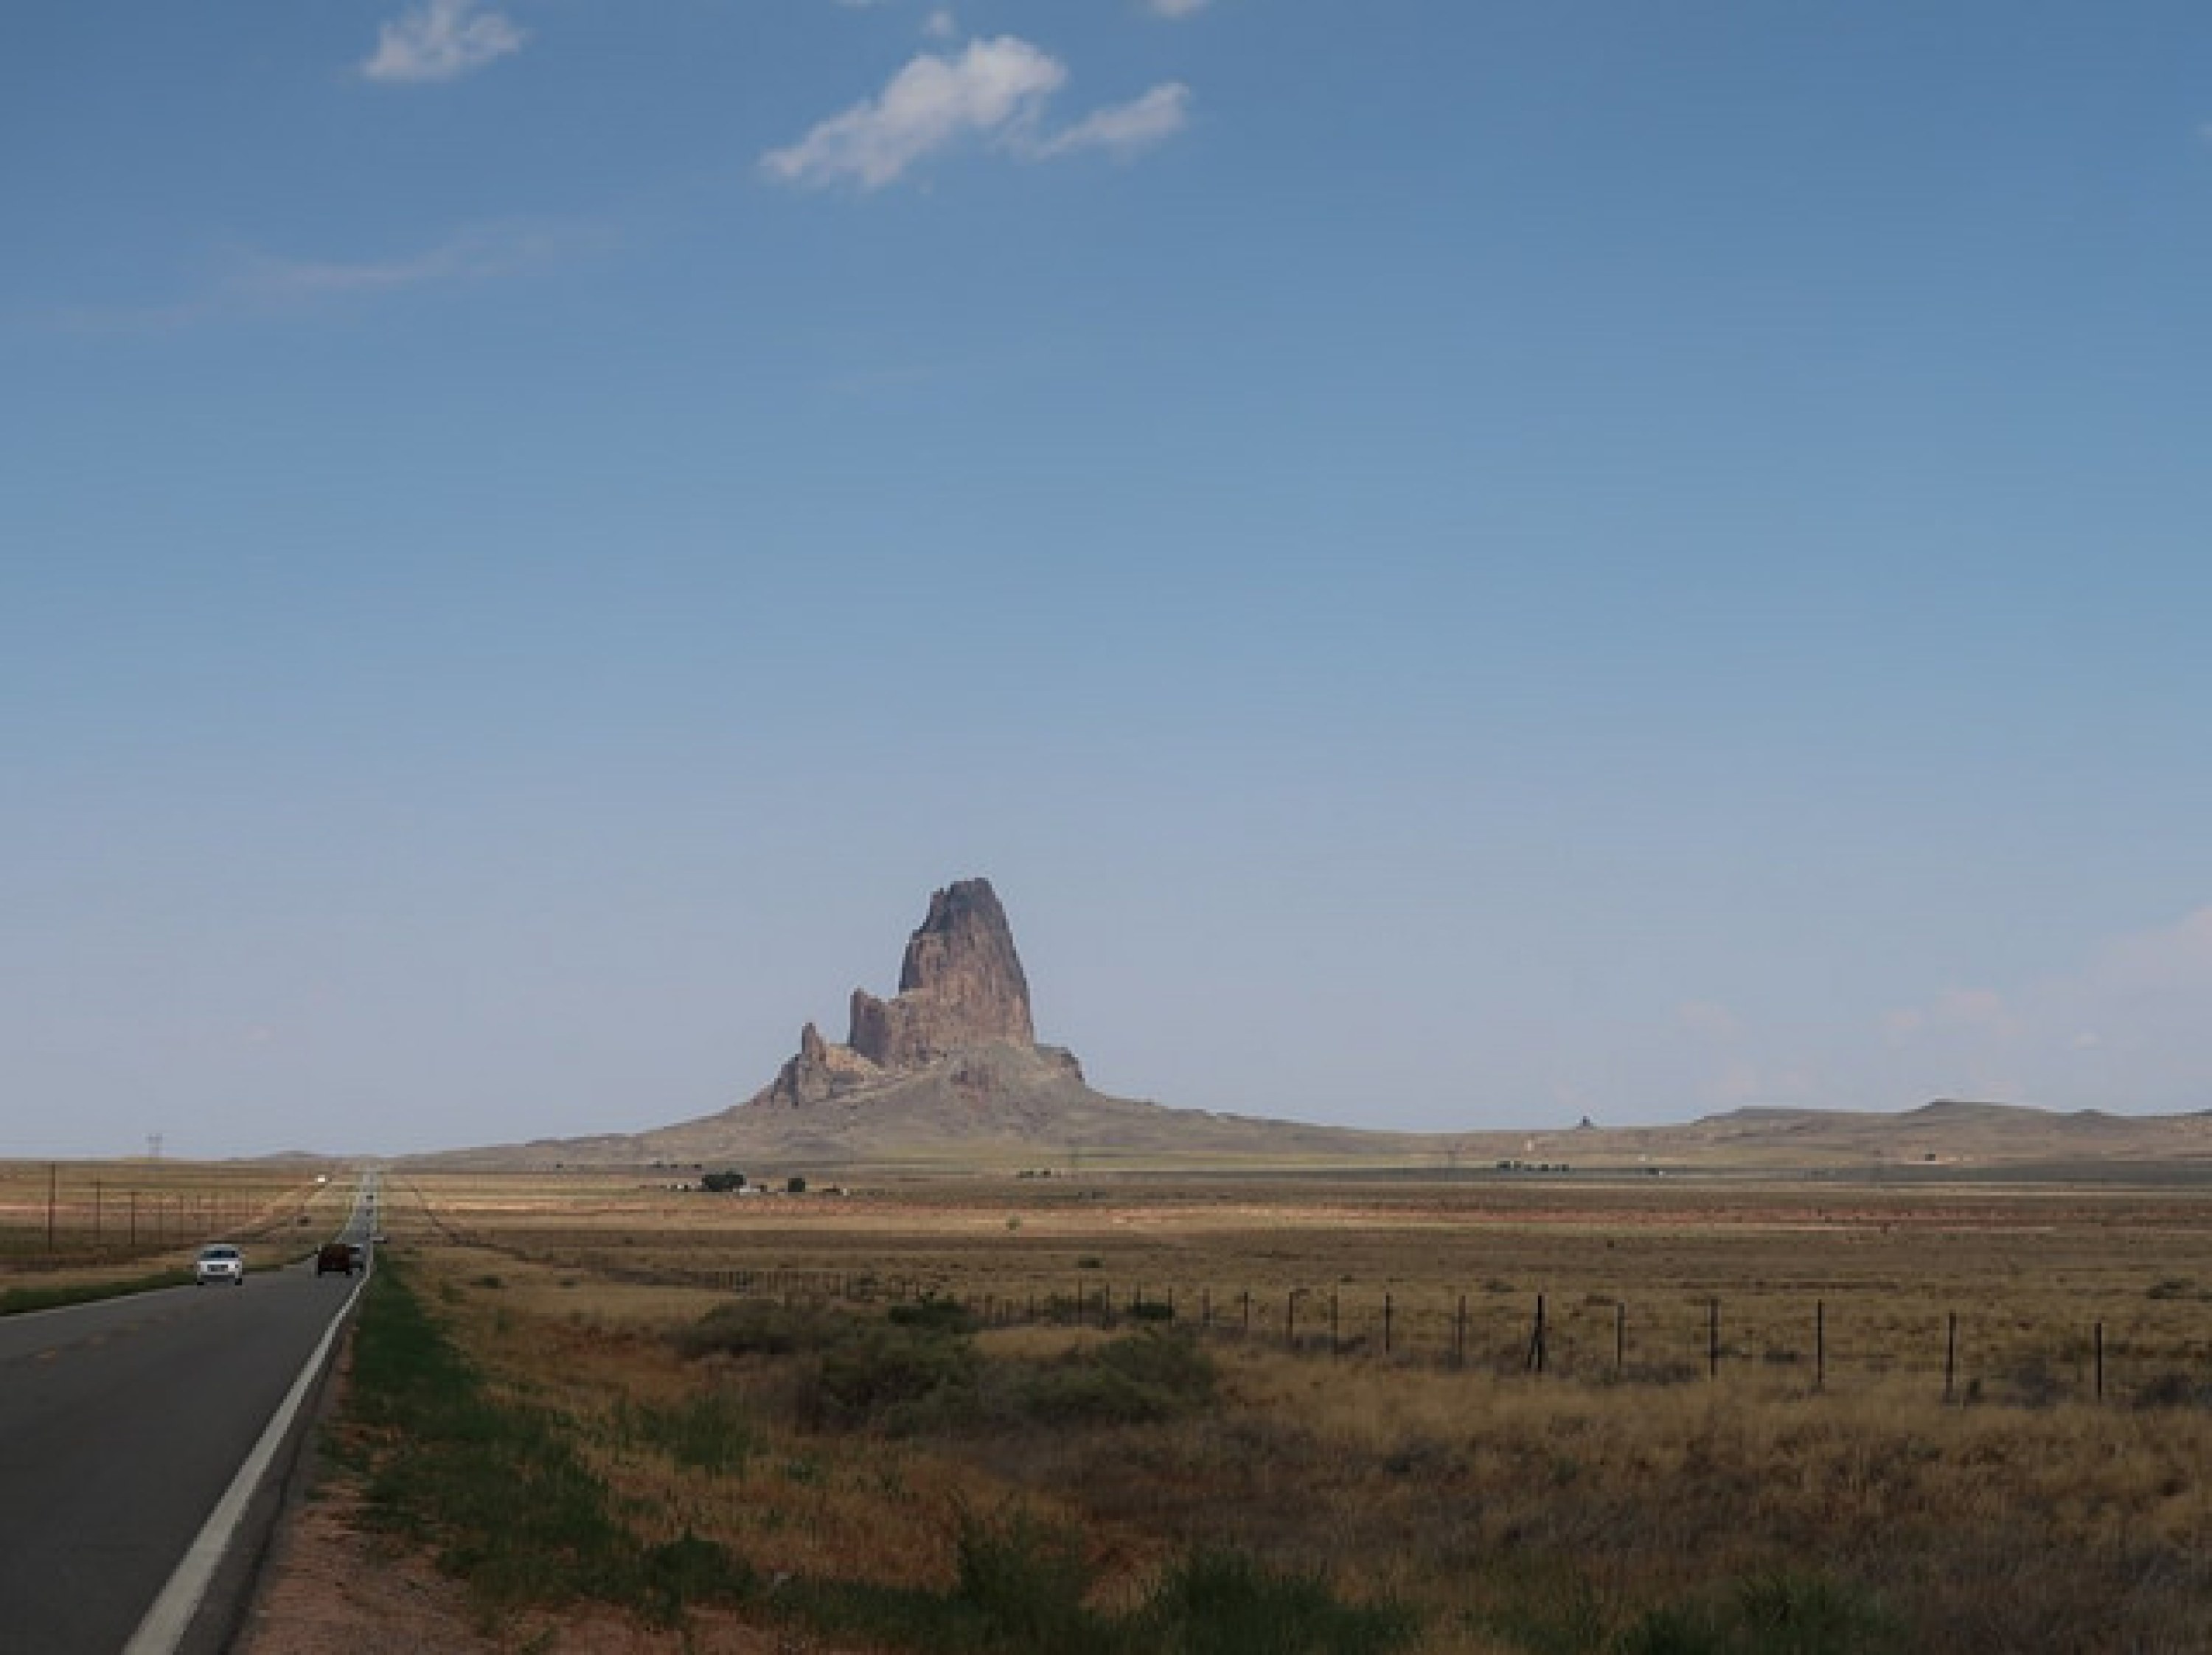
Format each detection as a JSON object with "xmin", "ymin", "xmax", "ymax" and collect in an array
[
  {"xmin": 1624, "ymin": 1098, "xmax": 2212, "ymax": 1170},
  {"xmin": 403, "ymin": 879, "xmax": 2212, "ymax": 1176}
]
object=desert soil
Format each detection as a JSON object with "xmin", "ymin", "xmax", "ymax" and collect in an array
[
  {"xmin": 237, "ymin": 1481, "xmax": 832, "ymax": 1654},
  {"xmin": 234, "ymin": 1356, "xmax": 841, "ymax": 1655}
]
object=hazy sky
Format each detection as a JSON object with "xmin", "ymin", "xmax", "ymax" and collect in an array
[{"xmin": 7, "ymin": 2, "xmax": 2211, "ymax": 1158}]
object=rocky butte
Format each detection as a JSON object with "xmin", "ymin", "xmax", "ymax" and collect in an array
[
  {"xmin": 760, "ymin": 876, "xmax": 1081, "ymax": 1110},
  {"xmin": 578, "ymin": 874, "xmax": 1420, "ymax": 1167},
  {"xmin": 428, "ymin": 873, "xmax": 1350, "ymax": 1168}
]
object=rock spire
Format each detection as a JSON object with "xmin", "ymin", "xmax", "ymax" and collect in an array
[
  {"xmin": 849, "ymin": 877, "xmax": 1034, "ymax": 1067},
  {"xmin": 759, "ymin": 877, "xmax": 1048, "ymax": 1110}
]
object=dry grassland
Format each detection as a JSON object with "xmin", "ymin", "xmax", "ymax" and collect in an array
[
  {"xmin": 356, "ymin": 1170, "xmax": 2212, "ymax": 1651},
  {"xmin": 403, "ymin": 1171, "xmax": 2212, "ymax": 1398},
  {"xmin": 0, "ymin": 1157, "xmax": 348, "ymax": 1287}
]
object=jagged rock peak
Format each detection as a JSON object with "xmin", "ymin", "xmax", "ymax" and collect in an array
[{"xmin": 849, "ymin": 877, "xmax": 1035, "ymax": 1070}]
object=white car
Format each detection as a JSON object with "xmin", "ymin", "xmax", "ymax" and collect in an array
[{"xmin": 195, "ymin": 1243, "xmax": 245, "ymax": 1286}]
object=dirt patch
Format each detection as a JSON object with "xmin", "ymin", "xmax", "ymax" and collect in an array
[
  {"xmin": 237, "ymin": 1479, "xmax": 830, "ymax": 1654},
  {"xmin": 235, "ymin": 1339, "xmax": 845, "ymax": 1655},
  {"xmin": 233, "ymin": 1480, "xmax": 494, "ymax": 1655}
]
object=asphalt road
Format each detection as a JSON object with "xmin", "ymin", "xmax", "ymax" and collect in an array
[{"xmin": 0, "ymin": 1244, "xmax": 364, "ymax": 1655}]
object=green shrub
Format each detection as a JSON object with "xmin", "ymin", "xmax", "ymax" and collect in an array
[
  {"xmin": 888, "ymin": 1295, "xmax": 976, "ymax": 1334},
  {"xmin": 625, "ymin": 1389, "xmax": 757, "ymax": 1473},
  {"xmin": 676, "ymin": 1297, "xmax": 847, "ymax": 1359},
  {"xmin": 1613, "ymin": 1569, "xmax": 1899, "ymax": 1655},
  {"xmin": 1009, "ymin": 1330, "xmax": 1217, "ymax": 1426},
  {"xmin": 773, "ymin": 1508, "xmax": 1113, "ymax": 1654},
  {"xmin": 1138, "ymin": 1548, "xmax": 1419, "ymax": 1655},
  {"xmin": 951, "ymin": 1508, "xmax": 1109, "ymax": 1651},
  {"xmin": 817, "ymin": 1320, "xmax": 980, "ymax": 1429}
]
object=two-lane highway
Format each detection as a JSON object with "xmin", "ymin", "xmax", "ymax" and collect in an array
[{"xmin": 0, "ymin": 1222, "xmax": 366, "ymax": 1654}]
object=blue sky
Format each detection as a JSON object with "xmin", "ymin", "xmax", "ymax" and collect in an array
[{"xmin": 5, "ymin": 1, "xmax": 2211, "ymax": 1157}]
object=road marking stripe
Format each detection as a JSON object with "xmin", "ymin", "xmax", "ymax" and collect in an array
[{"xmin": 121, "ymin": 1271, "xmax": 367, "ymax": 1655}]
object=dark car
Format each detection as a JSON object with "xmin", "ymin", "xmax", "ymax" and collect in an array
[{"xmin": 316, "ymin": 1241, "xmax": 358, "ymax": 1275}]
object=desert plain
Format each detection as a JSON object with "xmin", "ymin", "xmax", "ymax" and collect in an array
[{"xmin": 13, "ymin": 1156, "xmax": 2211, "ymax": 1653}]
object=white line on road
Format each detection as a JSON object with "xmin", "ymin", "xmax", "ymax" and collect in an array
[{"xmin": 121, "ymin": 1270, "xmax": 366, "ymax": 1655}]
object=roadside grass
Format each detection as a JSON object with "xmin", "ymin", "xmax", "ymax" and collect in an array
[
  {"xmin": 342, "ymin": 1255, "xmax": 757, "ymax": 1626},
  {"xmin": 349, "ymin": 1252, "xmax": 1416, "ymax": 1651},
  {"xmin": 0, "ymin": 1267, "xmax": 192, "ymax": 1316}
]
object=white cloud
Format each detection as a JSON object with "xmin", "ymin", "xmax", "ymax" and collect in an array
[
  {"xmin": 923, "ymin": 9, "xmax": 958, "ymax": 41},
  {"xmin": 364, "ymin": 0, "xmax": 527, "ymax": 85},
  {"xmin": 1029, "ymin": 83, "xmax": 1192, "ymax": 160},
  {"xmin": 762, "ymin": 37, "xmax": 1066, "ymax": 189},
  {"xmin": 1149, "ymin": 0, "xmax": 1213, "ymax": 16},
  {"xmin": 763, "ymin": 36, "xmax": 1190, "ymax": 190}
]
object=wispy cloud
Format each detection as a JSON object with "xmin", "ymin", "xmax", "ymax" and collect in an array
[
  {"xmin": 234, "ymin": 221, "xmax": 609, "ymax": 302},
  {"xmin": 364, "ymin": 0, "xmax": 527, "ymax": 85},
  {"xmin": 1030, "ymin": 83, "xmax": 1192, "ymax": 160},
  {"xmin": 51, "ymin": 220, "xmax": 610, "ymax": 332},
  {"xmin": 1148, "ymin": 0, "xmax": 1214, "ymax": 17},
  {"xmin": 763, "ymin": 35, "xmax": 1189, "ymax": 191},
  {"xmin": 1879, "ymin": 905, "xmax": 2212, "ymax": 1109}
]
